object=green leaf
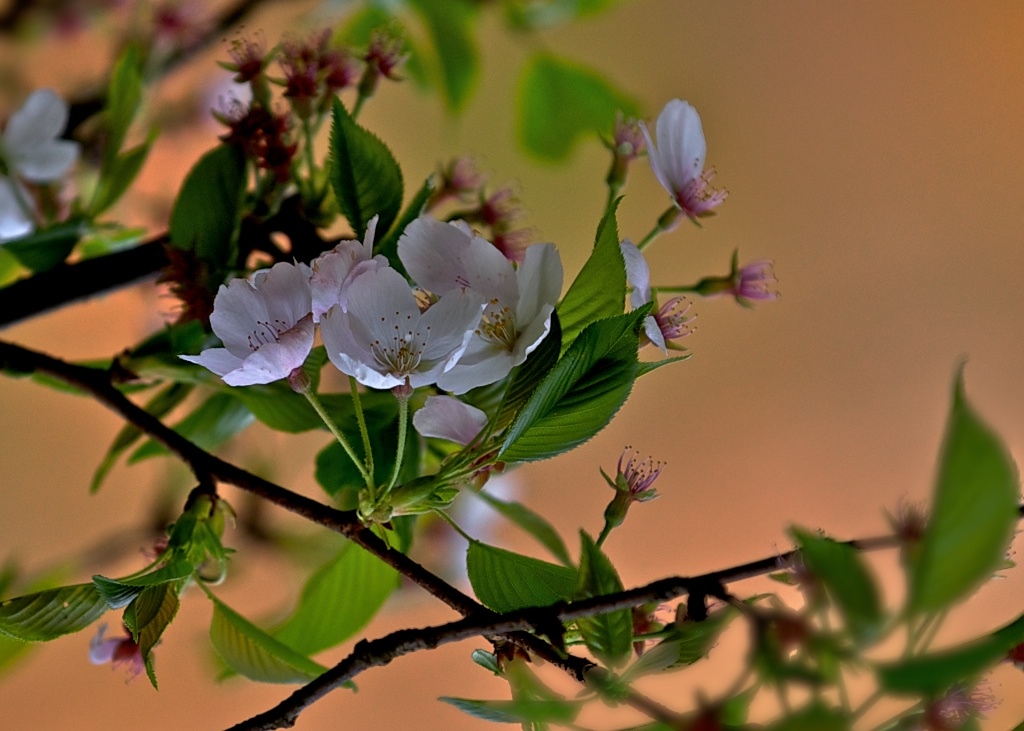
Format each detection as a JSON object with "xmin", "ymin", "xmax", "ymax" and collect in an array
[
  {"xmin": 877, "ymin": 612, "xmax": 1024, "ymax": 695},
  {"xmin": 274, "ymin": 542, "xmax": 398, "ymax": 656},
  {"xmin": 908, "ymin": 366, "xmax": 1020, "ymax": 613},
  {"xmin": 0, "ymin": 584, "xmax": 108, "ymax": 642},
  {"xmin": 207, "ymin": 591, "xmax": 326, "ymax": 684},
  {"xmin": 104, "ymin": 45, "xmax": 143, "ymax": 168},
  {"xmin": 373, "ymin": 176, "xmax": 435, "ymax": 277},
  {"xmin": 440, "ymin": 697, "xmax": 582, "ymax": 724},
  {"xmin": 494, "ymin": 311, "xmax": 562, "ymax": 432},
  {"xmin": 765, "ymin": 703, "xmax": 849, "ymax": 731},
  {"xmin": 791, "ymin": 528, "xmax": 883, "ymax": 645},
  {"xmin": 92, "ymin": 560, "xmax": 194, "ymax": 610},
  {"xmin": 517, "ymin": 52, "xmax": 639, "ymax": 160},
  {"xmin": 574, "ymin": 532, "xmax": 632, "ymax": 667},
  {"xmin": 499, "ymin": 309, "xmax": 645, "ymax": 463},
  {"xmin": 636, "ymin": 354, "xmax": 691, "ymax": 378},
  {"xmin": 504, "ymin": 0, "xmax": 620, "ymax": 29},
  {"xmin": 169, "ymin": 144, "xmax": 246, "ymax": 264},
  {"xmin": 329, "ymin": 97, "xmax": 404, "ymax": 241},
  {"xmin": 88, "ymin": 137, "xmax": 154, "ymax": 217},
  {"xmin": 3, "ymin": 219, "xmax": 85, "ymax": 272},
  {"xmin": 624, "ymin": 606, "xmax": 740, "ymax": 680},
  {"xmin": 473, "ymin": 489, "xmax": 572, "ymax": 566},
  {"xmin": 91, "ymin": 382, "xmax": 194, "ymax": 493},
  {"xmin": 407, "ymin": 0, "xmax": 480, "ymax": 111},
  {"xmin": 128, "ymin": 392, "xmax": 254, "ymax": 462},
  {"xmin": 556, "ymin": 200, "xmax": 626, "ymax": 352},
  {"xmin": 466, "ymin": 542, "xmax": 576, "ymax": 613},
  {"xmin": 123, "ymin": 583, "xmax": 179, "ymax": 689}
]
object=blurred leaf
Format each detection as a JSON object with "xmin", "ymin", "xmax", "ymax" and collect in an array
[
  {"xmin": 169, "ymin": 144, "xmax": 246, "ymax": 265},
  {"xmin": 504, "ymin": 0, "xmax": 620, "ymax": 29},
  {"xmin": 574, "ymin": 532, "xmax": 632, "ymax": 667},
  {"xmin": 207, "ymin": 591, "xmax": 326, "ymax": 684},
  {"xmin": 329, "ymin": 97, "xmax": 404, "ymax": 242},
  {"xmin": 3, "ymin": 220, "xmax": 85, "ymax": 272},
  {"xmin": 624, "ymin": 606, "xmax": 740, "ymax": 679},
  {"xmin": 500, "ymin": 309, "xmax": 645, "ymax": 463},
  {"xmin": 91, "ymin": 382, "xmax": 194, "ymax": 493},
  {"xmin": 877, "ymin": 612, "xmax": 1024, "ymax": 695},
  {"xmin": 104, "ymin": 44, "xmax": 143, "ymax": 168},
  {"xmin": 274, "ymin": 542, "xmax": 398, "ymax": 656},
  {"xmin": 908, "ymin": 366, "xmax": 1019, "ymax": 613},
  {"xmin": 0, "ymin": 584, "xmax": 107, "ymax": 642},
  {"xmin": 128, "ymin": 392, "xmax": 254, "ymax": 462},
  {"xmin": 440, "ymin": 697, "xmax": 582, "ymax": 724},
  {"xmin": 765, "ymin": 703, "xmax": 848, "ymax": 731},
  {"xmin": 467, "ymin": 541, "xmax": 576, "ymax": 612},
  {"xmin": 88, "ymin": 137, "xmax": 154, "ymax": 217},
  {"xmin": 407, "ymin": 0, "xmax": 480, "ymax": 111},
  {"xmin": 556, "ymin": 200, "xmax": 625, "ymax": 352},
  {"xmin": 473, "ymin": 489, "xmax": 573, "ymax": 566},
  {"xmin": 518, "ymin": 52, "xmax": 639, "ymax": 160},
  {"xmin": 791, "ymin": 527, "xmax": 883, "ymax": 645}
]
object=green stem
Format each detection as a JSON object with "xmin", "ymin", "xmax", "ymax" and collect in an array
[
  {"xmin": 651, "ymin": 284, "xmax": 699, "ymax": 295},
  {"xmin": 351, "ymin": 92, "xmax": 367, "ymax": 120},
  {"xmin": 596, "ymin": 521, "xmax": 614, "ymax": 548},
  {"xmin": 301, "ymin": 389, "xmax": 373, "ymax": 490},
  {"xmin": 349, "ymin": 376, "xmax": 374, "ymax": 483},
  {"xmin": 385, "ymin": 390, "xmax": 410, "ymax": 493},
  {"xmin": 636, "ymin": 206, "xmax": 679, "ymax": 251},
  {"xmin": 302, "ymin": 117, "xmax": 317, "ymax": 179},
  {"xmin": 431, "ymin": 508, "xmax": 474, "ymax": 543}
]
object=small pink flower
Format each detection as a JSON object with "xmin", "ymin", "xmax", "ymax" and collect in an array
[
  {"xmin": 620, "ymin": 240, "xmax": 695, "ymax": 351},
  {"xmin": 610, "ymin": 447, "xmax": 663, "ymax": 503},
  {"xmin": 642, "ymin": 99, "xmax": 727, "ymax": 221},
  {"xmin": 693, "ymin": 251, "xmax": 779, "ymax": 308},
  {"xmin": 223, "ymin": 32, "xmax": 270, "ymax": 84},
  {"xmin": 926, "ymin": 682, "xmax": 998, "ymax": 729},
  {"xmin": 89, "ymin": 624, "xmax": 145, "ymax": 679},
  {"xmin": 364, "ymin": 28, "xmax": 407, "ymax": 81}
]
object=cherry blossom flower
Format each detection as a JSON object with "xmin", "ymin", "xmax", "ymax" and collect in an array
[
  {"xmin": 180, "ymin": 261, "xmax": 315, "ymax": 386},
  {"xmin": 309, "ymin": 215, "xmax": 389, "ymax": 321},
  {"xmin": 620, "ymin": 240, "xmax": 695, "ymax": 351},
  {"xmin": 319, "ymin": 266, "xmax": 484, "ymax": 391},
  {"xmin": 89, "ymin": 624, "xmax": 144, "ymax": 679},
  {"xmin": 412, "ymin": 395, "xmax": 487, "ymax": 445},
  {"xmin": 398, "ymin": 216, "xmax": 562, "ymax": 394},
  {"xmin": 692, "ymin": 250, "xmax": 778, "ymax": 307},
  {"xmin": 0, "ymin": 88, "xmax": 80, "ymax": 241},
  {"xmin": 641, "ymin": 99, "xmax": 726, "ymax": 220}
]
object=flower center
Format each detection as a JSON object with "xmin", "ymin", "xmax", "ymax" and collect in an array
[
  {"xmin": 247, "ymin": 318, "xmax": 289, "ymax": 351},
  {"xmin": 371, "ymin": 311, "xmax": 428, "ymax": 376},
  {"xmin": 476, "ymin": 299, "xmax": 516, "ymax": 349}
]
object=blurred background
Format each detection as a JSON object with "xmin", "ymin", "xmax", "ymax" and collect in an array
[{"xmin": 1, "ymin": 0, "xmax": 1024, "ymax": 728}]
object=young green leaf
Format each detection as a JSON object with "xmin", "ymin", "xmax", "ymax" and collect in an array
[
  {"xmin": 407, "ymin": 0, "xmax": 480, "ymax": 111},
  {"xmin": 473, "ymin": 489, "xmax": 573, "ymax": 566},
  {"xmin": 0, "ymin": 584, "xmax": 108, "ymax": 642},
  {"xmin": 169, "ymin": 144, "xmax": 246, "ymax": 264},
  {"xmin": 274, "ymin": 542, "xmax": 398, "ymax": 656},
  {"xmin": 207, "ymin": 592, "xmax": 326, "ymax": 684},
  {"xmin": 88, "ymin": 137, "xmax": 154, "ymax": 217},
  {"xmin": 908, "ymin": 367, "xmax": 1020, "ymax": 614},
  {"xmin": 791, "ymin": 527, "xmax": 883, "ymax": 645},
  {"xmin": 517, "ymin": 52, "xmax": 639, "ymax": 160},
  {"xmin": 574, "ymin": 532, "xmax": 632, "ymax": 668},
  {"xmin": 499, "ymin": 308, "xmax": 646, "ymax": 463},
  {"xmin": 439, "ymin": 697, "xmax": 582, "ymax": 724},
  {"xmin": 556, "ymin": 201, "xmax": 626, "ymax": 352},
  {"xmin": 93, "ymin": 560, "xmax": 193, "ymax": 610},
  {"xmin": 128, "ymin": 392, "xmax": 254, "ymax": 463},
  {"xmin": 124, "ymin": 583, "xmax": 180, "ymax": 689},
  {"xmin": 104, "ymin": 45, "xmax": 143, "ymax": 168},
  {"xmin": 329, "ymin": 97, "xmax": 404, "ymax": 241},
  {"xmin": 2, "ymin": 220, "xmax": 85, "ymax": 272},
  {"xmin": 466, "ymin": 542, "xmax": 576, "ymax": 612},
  {"xmin": 624, "ymin": 605, "xmax": 740, "ymax": 680}
]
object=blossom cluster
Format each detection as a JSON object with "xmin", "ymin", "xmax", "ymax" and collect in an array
[{"xmin": 182, "ymin": 215, "xmax": 563, "ymax": 402}]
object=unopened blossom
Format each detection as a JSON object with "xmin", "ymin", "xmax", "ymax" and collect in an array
[
  {"xmin": 412, "ymin": 395, "xmax": 487, "ymax": 445},
  {"xmin": 180, "ymin": 261, "xmax": 315, "ymax": 386},
  {"xmin": 641, "ymin": 99, "xmax": 726, "ymax": 220},
  {"xmin": 320, "ymin": 265, "xmax": 484, "ymax": 391},
  {"xmin": 222, "ymin": 32, "xmax": 271, "ymax": 84},
  {"xmin": 601, "ymin": 446, "xmax": 664, "ymax": 531},
  {"xmin": 398, "ymin": 216, "xmax": 562, "ymax": 394},
  {"xmin": 0, "ymin": 88, "xmax": 80, "ymax": 241},
  {"xmin": 620, "ymin": 240, "xmax": 695, "ymax": 351},
  {"xmin": 309, "ymin": 215, "xmax": 389, "ymax": 321},
  {"xmin": 89, "ymin": 624, "xmax": 145, "ymax": 679}
]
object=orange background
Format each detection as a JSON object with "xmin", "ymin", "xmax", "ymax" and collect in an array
[{"xmin": 2, "ymin": 1, "xmax": 1024, "ymax": 728}]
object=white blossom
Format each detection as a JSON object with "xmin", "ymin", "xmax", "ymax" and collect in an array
[{"xmin": 309, "ymin": 215, "xmax": 389, "ymax": 322}]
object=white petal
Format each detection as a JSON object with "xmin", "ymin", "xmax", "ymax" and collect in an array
[
  {"xmin": 320, "ymin": 305, "xmax": 400, "ymax": 389},
  {"xmin": 640, "ymin": 120, "xmax": 673, "ymax": 196},
  {"xmin": 0, "ymin": 177, "xmax": 34, "ymax": 241},
  {"xmin": 644, "ymin": 315, "xmax": 668, "ymax": 353},
  {"xmin": 15, "ymin": 139, "xmax": 79, "ymax": 182},
  {"xmin": 398, "ymin": 216, "xmax": 474, "ymax": 293},
  {"xmin": 3, "ymin": 89, "xmax": 68, "ymax": 152},
  {"xmin": 220, "ymin": 315, "xmax": 315, "ymax": 386},
  {"xmin": 512, "ymin": 302, "xmax": 554, "ymax": 364},
  {"xmin": 513, "ymin": 243, "xmax": 562, "ymax": 327},
  {"xmin": 418, "ymin": 287, "xmax": 485, "ymax": 366},
  {"xmin": 619, "ymin": 240, "xmax": 651, "ymax": 308},
  {"xmin": 655, "ymin": 99, "xmax": 706, "ymax": 190},
  {"xmin": 180, "ymin": 347, "xmax": 246, "ymax": 377},
  {"xmin": 412, "ymin": 395, "xmax": 487, "ymax": 445}
]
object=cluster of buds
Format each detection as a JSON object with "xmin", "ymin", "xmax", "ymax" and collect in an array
[
  {"xmin": 277, "ymin": 29, "xmax": 360, "ymax": 119},
  {"xmin": 216, "ymin": 100, "xmax": 296, "ymax": 183}
]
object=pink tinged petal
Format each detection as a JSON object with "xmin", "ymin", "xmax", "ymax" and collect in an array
[
  {"xmin": 644, "ymin": 315, "xmax": 668, "ymax": 353},
  {"xmin": 321, "ymin": 305, "xmax": 403, "ymax": 390},
  {"xmin": 412, "ymin": 395, "xmax": 487, "ymax": 445},
  {"xmin": 180, "ymin": 347, "xmax": 246, "ymax": 377},
  {"xmin": 0, "ymin": 178, "xmax": 33, "ymax": 241},
  {"xmin": 656, "ymin": 99, "xmax": 706, "ymax": 192},
  {"xmin": 618, "ymin": 240, "xmax": 651, "ymax": 309},
  {"xmin": 639, "ymin": 121, "xmax": 672, "ymax": 196},
  {"xmin": 220, "ymin": 314, "xmax": 315, "ymax": 386},
  {"xmin": 415, "ymin": 287, "xmax": 486, "ymax": 383},
  {"xmin": 3, "ymin": 89, "xmax": 69, "ymax": 152},
  {"xmin": 89, "ymin": 625, "xmax": 118, "ymax": 665},
  {"xmin": 398, "ymin": 216, "xmax": 474, "ymax": 293}
]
